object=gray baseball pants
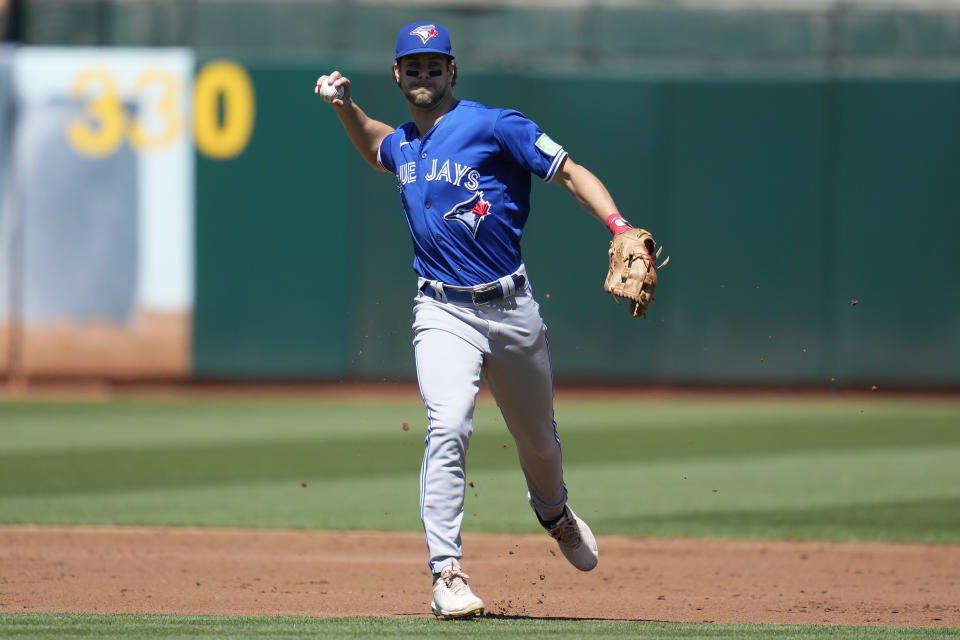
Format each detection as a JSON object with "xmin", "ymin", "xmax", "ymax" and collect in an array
[{"xmin": 412, "ymin": 266, "xmax": 568, "ymax": 576}]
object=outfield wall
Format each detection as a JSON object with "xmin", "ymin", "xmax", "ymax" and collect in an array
[{"xmin": 1, "ymin": 47, "xmax": 958, "ymax": 386}]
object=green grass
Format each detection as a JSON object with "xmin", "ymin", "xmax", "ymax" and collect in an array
[
  {"xmin": 1, "ymin": 613, "xmax": 956, "ymax": 639},
  {"xmin": 1, "ymin": 394, "xmax": 958, "ymax": 542}
]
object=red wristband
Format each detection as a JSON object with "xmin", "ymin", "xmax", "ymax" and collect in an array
[{"xmin": 605, "ymin": 213, "xmax": 632, "ymax": 236}]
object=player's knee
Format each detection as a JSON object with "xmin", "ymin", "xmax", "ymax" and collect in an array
[
  {"xmin": 425, "ymin": 402, "xmax": 476, "ymax": 438},
  {"xmin": 519, "ymin": 435, "xmax": 561, "ymax": 461},
  {"xmin": 426, "ymin": 422, "xmax": 473, "ymax": 453}
]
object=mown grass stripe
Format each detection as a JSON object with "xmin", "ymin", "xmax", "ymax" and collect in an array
[{"xmin": 2, "ymin": 407, "xmax": 958, "ymax": 496}]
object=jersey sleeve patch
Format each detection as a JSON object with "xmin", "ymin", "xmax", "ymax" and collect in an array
[
  {"xmin": 535, "ymin": 133, "xmax": 562, "ymax": 157},
  {"xmin": 543, "ymin": 148, "xmax": 568, "ymax": 182}
]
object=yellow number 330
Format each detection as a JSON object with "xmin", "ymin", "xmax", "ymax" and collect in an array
[{"xmin": 66, "ymin": 61, "xmax": 254, "ymax": 160}]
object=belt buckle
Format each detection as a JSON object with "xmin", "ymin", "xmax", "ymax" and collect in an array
[{"xmin": 471, "ymin": 283, "xmax": 499, "ymax": 305}]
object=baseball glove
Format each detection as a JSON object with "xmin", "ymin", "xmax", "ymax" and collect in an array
[{"xmin": 604, "ymin": 228, "xmax": 668, "ymax": 318}]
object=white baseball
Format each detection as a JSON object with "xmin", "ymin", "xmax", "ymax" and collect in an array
[{"xmin": 319, "ymin": 79, "xmax": 344, "ymax": 103}]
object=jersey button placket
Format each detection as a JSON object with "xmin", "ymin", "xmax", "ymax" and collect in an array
[{"xmin": 419, "ymin": 150, "xmax": 430, "ymax": 211}]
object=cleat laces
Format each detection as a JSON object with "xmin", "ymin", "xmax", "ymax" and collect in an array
[
  {"xmin": 548, "ymin": 512, "xmax": 583, "ymax": 549},
  {"xmin": 439, "ymin": 566, "xmax": 472, "ymax": 596}
]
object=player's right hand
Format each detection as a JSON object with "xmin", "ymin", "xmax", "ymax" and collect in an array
[{"xmin": 314, "ymin": 70, "xmax": 350, "ymax": 107}]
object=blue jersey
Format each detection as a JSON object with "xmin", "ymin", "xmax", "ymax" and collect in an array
[{"xmin": 378, "ymin": 100, "xmax": 568, "ymax": 287}]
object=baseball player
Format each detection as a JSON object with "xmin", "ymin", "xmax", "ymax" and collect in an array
[{"xmin": 315, "ymin": 21, "xmax": 648, "ymax": 619}]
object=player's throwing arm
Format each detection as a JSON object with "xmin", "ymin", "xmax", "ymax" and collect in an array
[{"xmin": 314, "ymin": 70, "xmax": 395, "ymax": 170}]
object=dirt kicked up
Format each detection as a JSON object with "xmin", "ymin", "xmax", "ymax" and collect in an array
[{"xmin": 1, "ymin": 526, "xmax": 958, "ymax": 627}]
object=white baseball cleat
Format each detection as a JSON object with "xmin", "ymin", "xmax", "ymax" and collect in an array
[
  {"xmin": 545, "ymin": 506, "xmax": 599, "ymax": 571},
  {"xmin": 431, "ymin": 564, "xmax": 485, "ymax": 619}
]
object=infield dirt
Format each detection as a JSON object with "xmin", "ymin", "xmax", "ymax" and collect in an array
[{"xmin": 1, "ymin": 526, "xmax": 957, "ymax": 627}]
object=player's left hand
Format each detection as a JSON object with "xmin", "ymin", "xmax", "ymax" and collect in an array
[{"xmin": 603, "ymin": 228, "xmax": 668, "ymax": 318}]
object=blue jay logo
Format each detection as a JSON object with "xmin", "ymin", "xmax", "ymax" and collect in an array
[
  {"xmin": 410, "ymin": 25, "xmax": 440, "ymax": 45},
  {"xmin": 442, "ymin": 191, "xmax": 491, "ymax": 237}
]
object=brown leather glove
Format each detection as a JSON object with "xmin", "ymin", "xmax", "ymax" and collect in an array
[{"xmin": 603, "ymin": 228, "xmax": 668, "ymax": 318}]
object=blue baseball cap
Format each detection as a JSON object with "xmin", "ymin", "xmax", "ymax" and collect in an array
[{"xmin": 395, "ymin": 22, "xmax": 454, "ymax": 60}]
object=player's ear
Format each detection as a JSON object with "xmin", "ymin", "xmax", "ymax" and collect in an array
[
  {"xmin": 392, "ymin": 62, "xmax": 401, "ymax": 87},
  {"xmin": 449, "ymin": 61, "xmax": 457, "ymax": 87}
]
